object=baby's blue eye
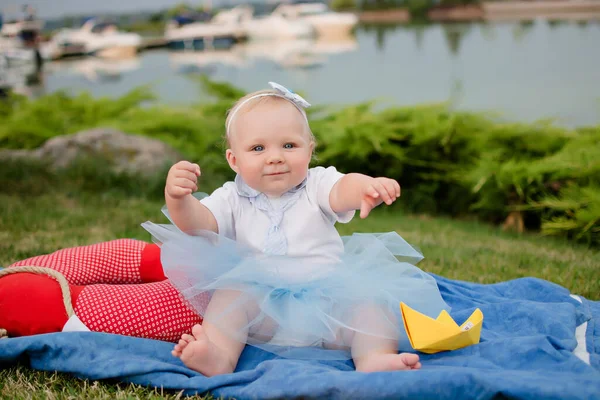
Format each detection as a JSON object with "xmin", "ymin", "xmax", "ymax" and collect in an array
[
  {"xmin": 283, "ymin": 143, "xmax": 295, "ymax": 149},
  {"xmin": 252, "ymin": 145, "xmax": 264, "ymax": 152}
]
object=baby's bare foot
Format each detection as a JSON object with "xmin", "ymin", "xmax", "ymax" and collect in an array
[
  {"xmin": 175, "ymin": 324, "xmax": 235, "ymax": 376},
  {"xmin": 172, "ymin": 333, "xmax": 195, "ymax": 357},
  {"xmin": 355, "ymin": 352, "xmax": 421, "ymax": 373}
]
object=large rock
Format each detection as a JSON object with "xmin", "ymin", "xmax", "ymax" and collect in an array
[{"xmin": 1, "ymin": 128, "xmax": 183, "ymax": 175}]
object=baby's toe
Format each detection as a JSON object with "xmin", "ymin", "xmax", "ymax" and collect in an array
[
  {"xmin": 181, "ymin": 333, "xmax": 195, "ymax": 343},
  {"xmin": 401, "ymin": 353, "xmax": 420, "ymax": 368}
]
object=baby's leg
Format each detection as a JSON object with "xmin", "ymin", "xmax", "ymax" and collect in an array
[
  {"xmin": 172, "ymin": 289, "xmax": 256, "ymax": 376},
  {"xmin": 349, "ymin": 303, "xmax": 421, "ymax": 372}
]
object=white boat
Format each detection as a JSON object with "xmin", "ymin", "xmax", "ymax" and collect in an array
[
  {"xmin": 164, "ymin": 12, "xmax": 241, "ymax": 51},
  {"xmin": 212, "ymin": 6, "xmax": 315, "ymax": 40},
  {"xmin": 0, "ymin": 17, "xmax": 44, "ymax": 45},
  {"xmin": 42, "ymin": 19, "xmax": 142, "ymax": 60},
  {"xmin": 0, "ymin": 11, "xmax": 44, "ymax": 67},
  {"xmin": 272, "ymin": 3, "xmax": 358, "ymax": 38}
]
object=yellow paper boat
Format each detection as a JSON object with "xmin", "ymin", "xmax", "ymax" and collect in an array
[{"xmin": 400, "ymin": 302, "xmax": 483, "ymax": 354}]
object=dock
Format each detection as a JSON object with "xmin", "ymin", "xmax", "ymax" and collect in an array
[{"xmin": 139, "ymin": 37, "xmax": 168, "ymax": 50}]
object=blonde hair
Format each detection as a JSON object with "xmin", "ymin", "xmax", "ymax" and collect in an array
[{"xmin": 225, "ymin": 89, "xmax": 315, "ymax": 146}]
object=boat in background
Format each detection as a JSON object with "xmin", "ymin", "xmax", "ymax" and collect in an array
[
  {"xmin": 166, "ymin": 5, "xmax": 314, "ymax": 49},
  {"xmin": 41, "ymin": 18, "xmax": 142, "ymax": 60},
  {"xmin": 212, "ymin": 5, "xmax": 315, "ymax": 40},
  {"xmin": 164, "ymin": 11, "xmax": 242, "ymax": 51},
  {"xmin": 0, "ymin": 6, "xmax": 44, "ymax": 68},
  {"xmin": 0, "ymin": 8, "xmax": 44, "ymax": 47},
  {"xmin": 272, "ymin": 3, "xmax": 358, "ymax": 38}
]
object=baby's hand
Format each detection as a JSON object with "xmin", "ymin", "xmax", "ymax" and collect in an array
[
  {"xmin": 360, "ymin": 177, "xmax": 401, "ymax": 219},
  {"xmin": 165, "ymin": 161, "xmax": 201, "ymax": 199}
]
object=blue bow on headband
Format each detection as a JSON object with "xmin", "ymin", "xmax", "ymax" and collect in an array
[{"xmin": 268, "ymin": 82, "xmax": 311, "ymax": 109}]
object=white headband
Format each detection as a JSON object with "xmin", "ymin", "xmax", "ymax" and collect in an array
[{"xmin": 226, "ymin": 81, "xmax": 311, "ymax": 136}]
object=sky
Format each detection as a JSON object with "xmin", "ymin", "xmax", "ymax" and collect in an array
[{"xmin": 1, "ymin": 0, "xmax": 209, "ymax": 19}]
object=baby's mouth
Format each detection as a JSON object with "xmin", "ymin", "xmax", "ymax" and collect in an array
[{"xmin": 265, "ymin": 171, "xmax": 289, "ymax": 176}]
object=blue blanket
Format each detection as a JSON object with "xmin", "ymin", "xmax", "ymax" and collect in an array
[{"xmin": 1, "ymin": 275, "xmax": 599, "ymax": 399}]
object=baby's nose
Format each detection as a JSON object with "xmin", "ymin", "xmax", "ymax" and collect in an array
[{"xmin": 267, "ymin": 151, "xmax": 284, "ymax": 164}]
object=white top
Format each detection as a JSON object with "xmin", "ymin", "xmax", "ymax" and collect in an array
[{"xmin": 200, "ymin": 166, "xmax": 355, "ymax": 265}]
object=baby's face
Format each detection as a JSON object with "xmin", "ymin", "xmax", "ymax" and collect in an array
[{"xmin": 226, "ymin": 101, "xmax": 313, "ymax": 197}]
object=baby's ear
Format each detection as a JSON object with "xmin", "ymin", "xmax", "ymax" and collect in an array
[
  {"xmin": 226, "ymin": 149, "xmax": 239, "ymax": 173},
  {"xmin": 309, "ymin": 142, "xmax": 318, "ymax": 163}
]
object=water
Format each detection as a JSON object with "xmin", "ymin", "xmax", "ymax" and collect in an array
[{"xmin": 22, "ymin": 20, "xmax": 600, "ymax": 127}]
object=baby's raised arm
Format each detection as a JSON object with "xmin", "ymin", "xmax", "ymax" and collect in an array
[
  {"xmin": 329, "ymin": 173, "xmax": 401, "ymax": 219},
  {"xmin": 165, "ymin": 161, "xmax": 218, "ymax": 234}
]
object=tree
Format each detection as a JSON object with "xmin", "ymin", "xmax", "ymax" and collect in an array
[{"xmin": 331, "ymin": 0, "xmax": 357, "ymax": 11}]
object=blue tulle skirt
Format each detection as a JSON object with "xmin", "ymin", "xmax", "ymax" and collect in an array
[{"xmin": 141, "ymin": 221, "xmax": 450, "ymax": 360}]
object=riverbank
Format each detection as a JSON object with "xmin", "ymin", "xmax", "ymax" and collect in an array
[{"xmin": 357, "ymin": 0, "xmax": 600, "ymax": 22}]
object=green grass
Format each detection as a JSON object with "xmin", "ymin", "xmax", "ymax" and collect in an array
[
  {"xmin": 1, "ymin": 191, "xmax": 599, "ymax": 398},
  {"xmin": 0, "ymin": 364, "xmax": 213, "ymax": 399},
  {"xmin": 2, "ymin": 192, "xmax": 597, "ymax": 299}
]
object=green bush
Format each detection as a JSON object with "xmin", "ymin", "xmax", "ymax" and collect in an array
[
  {"xmin": 1, "ymin": 80, "xmax": 598, "ymax": 246},
  {"xmin": 0, "ymin": 88, "xmax": 154, "ymax": 149},
  {"xmin": 311, "ymin": 103, "xmax": 482, "ymax": 214},
  {"xmin": 331, "ymin": 0, "xmax": 358, "ymax": 11},
  {"xmin": 404, "ymin": 0, "xmax": 433, "ymax": 19},
  {"xmin": 360, "ymin": 0, "xmax": 400, "ymax": 11}
]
